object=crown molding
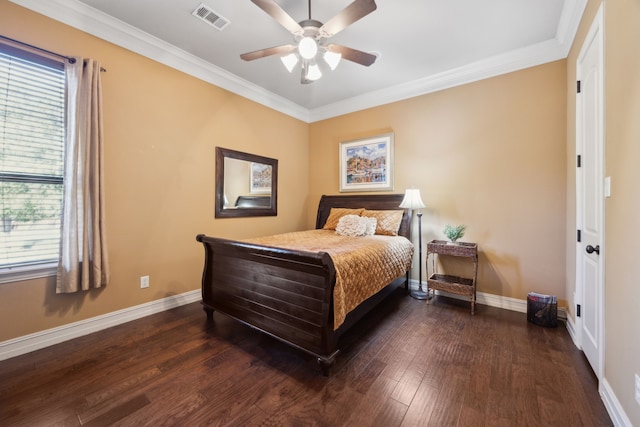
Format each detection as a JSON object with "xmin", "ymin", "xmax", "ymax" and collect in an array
[
  {"xmin": 308, "ymin": 0, "xmax": 587, "ymax": 122},
  {"xmin": 309, "ymin": 38, "xmax": 568, "ymax": 122},
  {"xmin": 9, "ymin": 0, "xmax": 311, "ymax": 122},
  {"xmin": 556, "ymin": 0, "xmax": 588, "ymax": 55},
  {"xmin": 10, "ymin": 0, "xmax": 585, "ymax": 124}
]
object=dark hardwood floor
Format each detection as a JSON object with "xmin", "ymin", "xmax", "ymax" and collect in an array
[{"xmin": 0, "ymin": 289, "xmax": 612, "ymax": 426}]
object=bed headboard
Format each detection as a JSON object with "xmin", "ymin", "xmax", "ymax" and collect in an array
[
  {"xmin": 234, "ymin": 195, "xmax": 271, "ymax": 208},
  {"xmin": 315, "ymin": 194, "xmax": 412, "ymax": 240}
]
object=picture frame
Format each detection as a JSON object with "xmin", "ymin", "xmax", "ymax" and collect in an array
[
  {"xmin": 339, "ymin": 132, "xmax": 394, "ymax": 192},
  {"xmin": 249, "ymin": 162, "xmax": 272, "ymax": 194}
]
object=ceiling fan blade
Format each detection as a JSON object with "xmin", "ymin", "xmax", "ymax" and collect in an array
[
  {"xmin": 251, "ymin": 0, "xmax": 303, "ymax": 35},
  {"xmin": 319, "ymin": 0, "xmax": 377, "ymax": 37},
  {"xmin": 326, "ymin": 44, "xmax": 377, "ymax": 66},
  {"xmin": 240, "ymin": 45, "xmax": 296, "ymax": 61}
]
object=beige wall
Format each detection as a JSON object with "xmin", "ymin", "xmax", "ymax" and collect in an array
[
  {"xmin": 604, "ymin": 0, "xmax": 640, "ymax": 424},
  {"xmin": 0, "ymin": 1, "xmax": 309, "ymax": 342},
  {"xmin": 566, "ymin": 0, "xmax": 640, "ymax": 424},
  {"xmin": 309, "ymin": 62, "xmax": 568, "ymax": 303}
]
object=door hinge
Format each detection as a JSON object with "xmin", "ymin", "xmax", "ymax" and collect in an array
[
  {"xmin": 577, "ymin": 304, "xmax": 581, "ymax": 317},
  {"xmin": 577, "ymin": 229, "xmax": 582, "ymax": 242},
  {"xmin": 577, "ymin": 80, "xmax": 581, "ymax": 93},
  {"xmin": 577, "ymin": 154, "xmax": 582, "ymax": 167}
]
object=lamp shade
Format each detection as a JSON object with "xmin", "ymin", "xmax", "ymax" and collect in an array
[
  {"xmin": 323, "ymin": 50, "xmax": 341, "ymax": 70},
  {"xmin": 280, "ymin": 53, "xmax": 299, "ymax": 72},
  {"xmin": 306, "ymin": 63, "xmax": 322, "ymax": 81},
  {"xmin": 399, "ymin": 189, "xmax": 425, "ymax": 210}
]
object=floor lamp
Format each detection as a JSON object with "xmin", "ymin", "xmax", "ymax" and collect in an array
[{"xmin": 399, "ymin": 189, "xmax": 429, "ymax": 300}]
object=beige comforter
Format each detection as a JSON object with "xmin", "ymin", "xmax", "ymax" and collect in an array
[{"xmin": 245, "ymin": 229, "xmax": 414, "ymax": 329}]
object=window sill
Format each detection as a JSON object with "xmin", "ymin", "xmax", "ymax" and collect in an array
[{"xmin": 0, "ymin": 263, "xmax": 57, "ymax": 284}]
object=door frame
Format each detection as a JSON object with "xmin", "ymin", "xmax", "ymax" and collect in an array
[{"xmin": 574, "ymin": 3, "xmax": 605, "ymax": 381}]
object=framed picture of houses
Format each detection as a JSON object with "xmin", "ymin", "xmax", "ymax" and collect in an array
[
  {"xmin": 249, "ymin": 162, "xmax": 272, "ymax": 194},
  {"xmin": 339, "ymin": 132, "xmax": 394, "ymax": 192}
]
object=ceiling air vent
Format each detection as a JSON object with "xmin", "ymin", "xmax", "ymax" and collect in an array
[{"xmin": 192, "ymin": 3, "xmax": 230, "ymax": 31}]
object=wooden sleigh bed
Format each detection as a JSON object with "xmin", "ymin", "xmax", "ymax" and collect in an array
[{"xmin": 196, "ymin": 194, "xmax": 413, "ymax": 375}]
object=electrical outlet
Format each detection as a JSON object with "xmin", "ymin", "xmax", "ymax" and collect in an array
[
  {"xmin": 140, "ymin": 275, "xmax": 149, "ymax": 289},
  {"xmin": 635, "ymin": 374, "xmax": 640, "ymax": 406}
]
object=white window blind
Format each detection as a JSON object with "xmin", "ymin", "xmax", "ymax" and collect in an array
[{"xmin": 0, "ymin": 44, "xmax": 65, "ymax": 272}]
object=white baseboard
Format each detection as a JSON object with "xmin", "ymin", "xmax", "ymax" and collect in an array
[
  {"xmin": 565, "ymin": 318, "xmax": 631, "ymax": 426},
  {"xmin": 565, "ymin": 314, "xmax": 580, "ymax": 348},
  {"xmin": 408, "ymin": 280, "xmax": 568, "ymax": 319},
  {"xmin": 2, "ymin": 284, "xmax": 569, "ymax": 362},
  {"xmin": 409, "ymin": 280, "xmax": 632, "ymax": 425},
  {"xmin": 0, "ymin": 289, "xmax": 201, "ymax": 361},
  {"xmin": 601, "ymin": 378, "xmax": 633, "ymax": 427},
  {"xmin": 2, "ymin": 283, "xmax": 632, "ymax": 426}
]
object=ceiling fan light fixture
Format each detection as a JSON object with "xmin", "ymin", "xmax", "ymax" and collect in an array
[
  {"xmin": 298, "ymin": 37, "xmax": 318, "ymax": 60},
  {"xmin": 306, "ymin": 62, "xmax": 322, "ymax": 81},
  {"xmin": 281, "ymin": 53, "xmax": 299, "ymax": 73},
  {"xmin": 323, "ymin": 50, "xmax": 341, "ymax": 70},
  {"xmin": 241, "ymin": 0, "xmax": 379, "ymax": 84}
]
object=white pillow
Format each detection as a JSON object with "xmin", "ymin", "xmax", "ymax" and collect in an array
[
  {"xmin": 362, "ymin": 216, "xmax": 377, "ymax": 236},
  {"xmin": 335, "ymin": 214, "xmax": 377, "ymax": 237}
]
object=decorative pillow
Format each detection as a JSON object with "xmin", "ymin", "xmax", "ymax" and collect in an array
[
  {"xmin": 336, "ymin": 214, "xmax": 369, "ymax": 237},
  {"xmin": 322, "ymin": 207, "xmax": 364, "ymax": 230},
  {"xmin": 362, "ymin": 216, "xmax": 377, "ymax": 236},
  {"xmin": 335, "ymin": 215, "xmax": 378, "ymax": 237},
  {"xmin": 361, "ymin": 209, "xmax": 404, "ymax": 236}
]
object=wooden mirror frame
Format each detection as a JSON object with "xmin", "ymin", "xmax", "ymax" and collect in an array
[{"xmin": 215, "ymin": 147, "xmax": 278, "ymax": 218}]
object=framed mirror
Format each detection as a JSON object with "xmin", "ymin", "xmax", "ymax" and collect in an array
[{"xmin": 215, "ymin": 147, "xmax": 278, "ymax": 218}]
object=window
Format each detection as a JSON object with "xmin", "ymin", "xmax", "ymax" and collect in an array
[{"xmin": 0, "ymin": 43, "xmax": 66, "ymax": 282}]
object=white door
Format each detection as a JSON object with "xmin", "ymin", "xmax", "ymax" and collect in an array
[{"xmin": 576, "ymin": 6, "xmax": 604, "ymax": 379}]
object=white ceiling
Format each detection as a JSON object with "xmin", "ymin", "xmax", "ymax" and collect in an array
[{"xmin": 11, "ymin": 0, "xmax": 586, "ymax": 122}]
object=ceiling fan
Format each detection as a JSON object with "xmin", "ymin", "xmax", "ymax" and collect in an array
[{"xmin": 240, "ymin": 0, "xmax": 378, "ymax": 84}]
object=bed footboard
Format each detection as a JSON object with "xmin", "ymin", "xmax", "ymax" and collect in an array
[
  {"xmin": 196, "ymin": 234, "xmax": 340, "ymax": 368},
  {"xmin": 196, "ymin": 193, "xmax": 413, "ymax": 374}
]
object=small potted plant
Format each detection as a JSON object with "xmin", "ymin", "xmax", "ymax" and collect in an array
[{"xmin": 443, "ymin": 224, "xmax": 466, "ymax": 244}]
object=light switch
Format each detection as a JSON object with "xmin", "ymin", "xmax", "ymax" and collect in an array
[{"xmin": 604, "ymin": 176, "xmax": 611, "ymax": 198}]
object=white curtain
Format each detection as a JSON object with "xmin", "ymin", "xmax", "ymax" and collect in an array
[{"xmin": 56, "ymin": 58, "xmax": 109, "ymax": 293}]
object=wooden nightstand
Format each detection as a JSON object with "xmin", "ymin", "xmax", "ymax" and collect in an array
[{"xmin": 426, "ymin": 240, "xmax": 478, "ymax": 315}]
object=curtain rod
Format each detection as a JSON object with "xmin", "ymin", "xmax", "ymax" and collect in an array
[{"xmin": 0, "ymin": 34, "xmax": 106, "ymax": 72}]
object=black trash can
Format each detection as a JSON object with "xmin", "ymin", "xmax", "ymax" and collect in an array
[{"xmin": 527, "ymin": 292, "xmax": 557, "ymax": 327}]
